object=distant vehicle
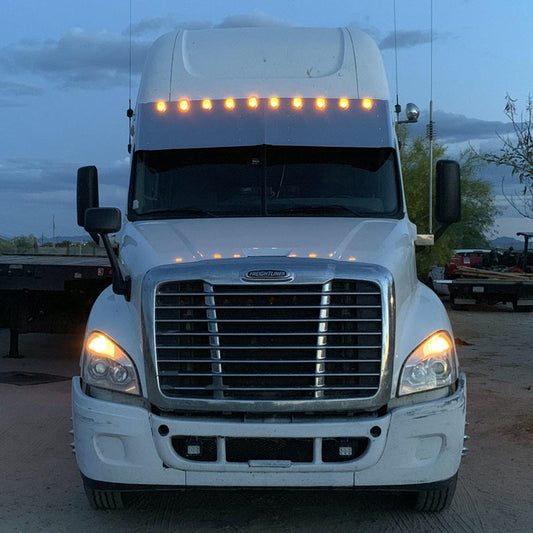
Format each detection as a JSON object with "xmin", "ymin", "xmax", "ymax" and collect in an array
[{"xmin": 431, "ymin": 237, "xmax": 533, "ymax": 311}]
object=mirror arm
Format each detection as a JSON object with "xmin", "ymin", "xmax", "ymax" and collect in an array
[
  {"xmin": 434, "ymin": 223, "xmax": 451, "ymax": 243},
  {"xmin": 100, "ymin": 233, "xmax": 131, "ymax": 301}
]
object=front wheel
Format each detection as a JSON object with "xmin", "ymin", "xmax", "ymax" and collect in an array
[
  {"xmin": 83, "ymin": 479, "xmax": 125, "ymax": 510},
  {"xmin": 412, "ymin": 473, "xmax": 458, "ymax": 512},
  {"xmin": 512, "ymin": 300, "xmax": 533, "ymax": 313}
]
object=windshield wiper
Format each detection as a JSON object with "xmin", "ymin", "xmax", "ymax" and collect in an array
[
  {"xmin": 269, "ymin": 204, "xmax": 363, "ymax": 216},
  {"xmin": 139, "ymin": 208, "xmax": 217, "ymax": 218}
]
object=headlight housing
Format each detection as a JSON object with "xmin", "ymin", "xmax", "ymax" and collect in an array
[
  {"xmin": 398, "ymin": 331, "xmax": 457, "ymax": 396},
  {"xmin": 81, "ymin": 331, "xmax": 141, "ymax": 395}
]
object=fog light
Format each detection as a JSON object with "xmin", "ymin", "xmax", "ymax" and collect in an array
[
  {"xmin": 339, "ymin": 445, "xmax": 353, "ymax": 457},
  {"xmin": 187, "ymin": 442, "xmax": 202, "ymax": 457}
]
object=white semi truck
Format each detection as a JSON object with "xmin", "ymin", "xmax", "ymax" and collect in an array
[{"xmin": 73, "ymin": 25, "xmax": 465, "ymax": 512}]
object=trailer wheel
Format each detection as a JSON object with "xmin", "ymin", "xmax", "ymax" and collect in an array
[
  {"xmin": 412, "ymin": 473, "xmax": 458, "ymax": 512},
  {"xmin": 450, "ymin": 294, "xmax": 468, "ymax": 311},
  {"xmin": 84, "ymin": 482, "xmax": 125, "ymax": 510},
  {"xmin": 512, "ymin": 300, "xmax": 533, "ymax": 313}
]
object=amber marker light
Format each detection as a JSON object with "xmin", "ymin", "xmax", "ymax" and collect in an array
[
  {"xmin": 233, "ymin": 254, "xmax": 241, "ymax": 258},
  {"xmin": 175, "ymin": 258, "xmax": 183, "ymax": 263},
  {"xmin": 87, "ymin": 332, "xmax": 117, "ymax": 358},
  {"xmin": 269, "ymin": 97, "xmax": 280, "ymax": 109},
  {"xmin": 248, "ymin": 96, "xmax": 259, "ymax": 109},
  {"xmin": 178, "ymin": 99, "xmax": 190, "ymax": 112},
  {"xmin": 339, "ymin": 98, "xmax": 350, "ymax": 109},
  {"xmin": 308, "ymin": 253, "xmax": 317, "ymax": 258},
  {"xmin": 422, "ymin": 332, "xmax": 452, "ymax": 359},
  {"xmin": 362, "ymin": 98, "xmax": 374, "ymax": 110},
  {"xmin": 315, "ymin": 97, "xmax": 327, "ymax": 110},
  {"xmin": 292, "ymin": 97, "xmax": 303, "ymax": 109},
  {"xmin": 156, "ymin": 101, "xmax": 167, "ymax": 113},
  {"xmin": 201, "ymin": 99, "xmax": 212, "ymax": 111},
  {"xmin": 224, "ymin": 98, "xmax": 236, "ymax": 110},
  {"xmin": 214, "ymin": 253, "xmax": 222, "ymax": 259}
]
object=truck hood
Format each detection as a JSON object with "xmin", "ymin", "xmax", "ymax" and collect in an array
[{"xmin": 120, "ymin": 217, "xmax": 418, "ymax": 301}]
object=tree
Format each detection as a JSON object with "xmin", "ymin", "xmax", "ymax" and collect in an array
[
  {"xmin": 400, "ymin": 129, "xmax": 499, "ymax": 277},
  {"xmin": 478, "ymin": 94, "xmax": 533, "ymax": 218}
]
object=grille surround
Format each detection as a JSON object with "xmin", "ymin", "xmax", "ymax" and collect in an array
[{"xmin": 143, "ymin": 258, "xmax": 394, "ymax": 413}]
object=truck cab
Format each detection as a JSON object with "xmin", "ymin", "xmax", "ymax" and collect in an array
[{"xmin": 73, "ymin": 25, "xmax": 465, "ymax": 511}]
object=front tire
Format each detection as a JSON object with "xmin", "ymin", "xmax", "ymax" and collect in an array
[
  {"xmin": 83, "ymin": 479, "xmax": 125, "ymax": 510},
  {"xmin": 412, "ymin": 473, "xmax": 458, "ymax": 512}
]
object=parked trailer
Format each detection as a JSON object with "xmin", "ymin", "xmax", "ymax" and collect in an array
[{"xmin": 0, "ymin": 255, "xmax": 111, "ymax": 356}]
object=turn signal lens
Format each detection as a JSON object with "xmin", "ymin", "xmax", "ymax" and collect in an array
[
  {"xmin": 156, "ymin": 101, "xmax": 167, "ymax": 113},
  {"xmin": 362, "ymin": 98, "xmax": 374, "ymax": 110}
]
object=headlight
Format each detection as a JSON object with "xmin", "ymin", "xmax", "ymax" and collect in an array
[
  {"xmin": 82, "ymin": 331, "xmax": 141, "ymax": 395},
  {"xmin": 398, "ymin": 331, "xmax": 457, "ymax": 396}
]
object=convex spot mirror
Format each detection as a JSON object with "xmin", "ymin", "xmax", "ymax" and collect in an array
[{"xmin": 84, "ymin": 207, "xmax": 122, "ymax": 235}]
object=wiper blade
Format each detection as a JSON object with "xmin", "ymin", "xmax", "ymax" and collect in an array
[
  {"xmin": 269, "ymin": 204, "xmax": 362, "ymax": 216},
  {"xmin": 139, "ymin": 208, "xmax": 216, "ymax": 218}
]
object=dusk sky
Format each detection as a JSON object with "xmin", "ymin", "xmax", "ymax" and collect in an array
[{"xmin": 1, "ymin": 0, "xmax": 532, "ymax": 240}]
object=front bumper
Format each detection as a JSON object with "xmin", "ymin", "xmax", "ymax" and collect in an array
[{"xmin": 72, "ymin": 373, "xmax": 466, "ymax": 489}]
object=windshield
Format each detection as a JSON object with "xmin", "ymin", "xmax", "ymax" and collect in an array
[{"xmin": 130, "ymin": 146, "xmax": 401, "ymax": 219}]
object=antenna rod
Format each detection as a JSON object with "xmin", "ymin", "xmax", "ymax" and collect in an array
[
  {"xmin": 127, "ymin": 0, "xmax": 133, "ymax": 153},
  {"xmin": 428, "ymin": 0, "xmax": 434, "ymax": 233}
]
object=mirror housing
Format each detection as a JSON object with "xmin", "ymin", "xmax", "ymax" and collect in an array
[
  {"xmin": 436, "ymin": 160, "xmax": 461, "ymax": 224},
  {"xmin": 77, "ymin": 166, "xmax": 99, "ymax": 227},
  {"xmin": 84, "ymin": 207, "xmax": 122, "ymax": 235}
]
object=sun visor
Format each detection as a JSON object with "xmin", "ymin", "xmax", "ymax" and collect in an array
[{"xmin": 134, "ymin": 99, "xmax": 393, "ymax": 150}]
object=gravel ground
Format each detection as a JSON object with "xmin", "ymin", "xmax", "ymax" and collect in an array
[{"xmin": 0, "ymin": 302, "xmax": 531, "ymax": 532}]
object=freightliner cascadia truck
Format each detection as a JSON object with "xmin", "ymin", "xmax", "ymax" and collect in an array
[{"xmin": 73, "ymin": 25, "xmax": 465, "ymax": 511}]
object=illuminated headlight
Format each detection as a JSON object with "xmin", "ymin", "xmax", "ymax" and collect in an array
[
  {"xmin": 82, "ymin": 332, "xmax": 141, "ymax": 395},
  {"xmin": 398, "ymin": 331, "xmax": 457, "ymax": 396}
]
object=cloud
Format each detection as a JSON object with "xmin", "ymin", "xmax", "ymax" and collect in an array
[
  {"xmin": 0, "ymin": 157, "xmax": 129, "ymax": 237},
  {"xmin": 216, "ymin": 12, "xmax": 292, "ymax": 28},
  {"xmin": 406, "ymin": 110, "xmax": 515, "ymax": 144},
  {"xmin": 0, "ymin": 28, "xmax": 151, "ymax": 89},
  {"xmin": 0, "ymin": 80, "xmax": 44, "ymax": 96},
  {"xmin": 0, "ymin": 14, "xmax": 291, "ymax": 90},
  {"xmin": 379, "ymin": 30, "xmax": 433, "ymax": 50}
]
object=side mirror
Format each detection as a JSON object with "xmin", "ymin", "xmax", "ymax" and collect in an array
[
  {"xmin": 77, "ymin": 166, "xmax": 99, "ymax": 227},
  {"xmin": 84, "ymin": 207, "xmax": 122, "ymax": 235},
  {"xmin": 436, "ymin": 160, "xmax": 461, "ymax": 224}
]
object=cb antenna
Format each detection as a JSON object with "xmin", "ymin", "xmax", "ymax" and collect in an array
[
  {"xmin": 393, "ymin": 0, "xmax": 401, "ymax": 126},
  {"xmin": 127, "ymin": 0, "xmax": 134, "ymax": 153},
  {"xmin": 427, "ymin": 0, "xmax": 435, "ymax": 233}
]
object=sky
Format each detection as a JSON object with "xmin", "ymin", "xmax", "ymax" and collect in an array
[{"xmin": 1, "ymin": 0, "xmax": 533, "ymax": 241}]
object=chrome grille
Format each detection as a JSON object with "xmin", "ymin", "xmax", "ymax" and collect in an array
[{"xmin": 155, "ymin": 279, "xmax": 383, "ymax": 401}]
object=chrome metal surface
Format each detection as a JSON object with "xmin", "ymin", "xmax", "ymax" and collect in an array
[{"xmin": 142, "ymin": 258, "xmax": 394, "ymax": 412}]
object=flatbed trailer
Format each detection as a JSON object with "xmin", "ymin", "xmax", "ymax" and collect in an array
[
  {"xmin": 0, "ymin": 254, "xmax": 111, "ymax": 356},
  {"xmin": 437, "ymin": 277, "xmax": 533, "ymax": 312}
]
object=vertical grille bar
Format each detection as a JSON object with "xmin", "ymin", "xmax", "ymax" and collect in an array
[
  {"xmin": 315, "ymin": 281, "xmax": 331, "ymax": 398},
  {"xmin": 204, "ymin": 282, "xmax": 223, "ymax": 399}
]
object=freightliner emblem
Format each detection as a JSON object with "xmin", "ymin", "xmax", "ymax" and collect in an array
[{"xmin": 242, "ymin": 269, "xmax": 294, "ymax": 282}]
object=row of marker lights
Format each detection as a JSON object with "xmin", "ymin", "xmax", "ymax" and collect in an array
[
  {"xmin": 156, "ymin": 97, "xmax": 374, "ymax": 113},
  {"xmin": 175, "ymin": 253, "xmax": 356, "ymax": 262}
]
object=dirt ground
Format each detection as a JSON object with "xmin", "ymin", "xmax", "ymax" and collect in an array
[{"xmin": 0, "ymin": 302, "xmax": 531, "ymax": 533}]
